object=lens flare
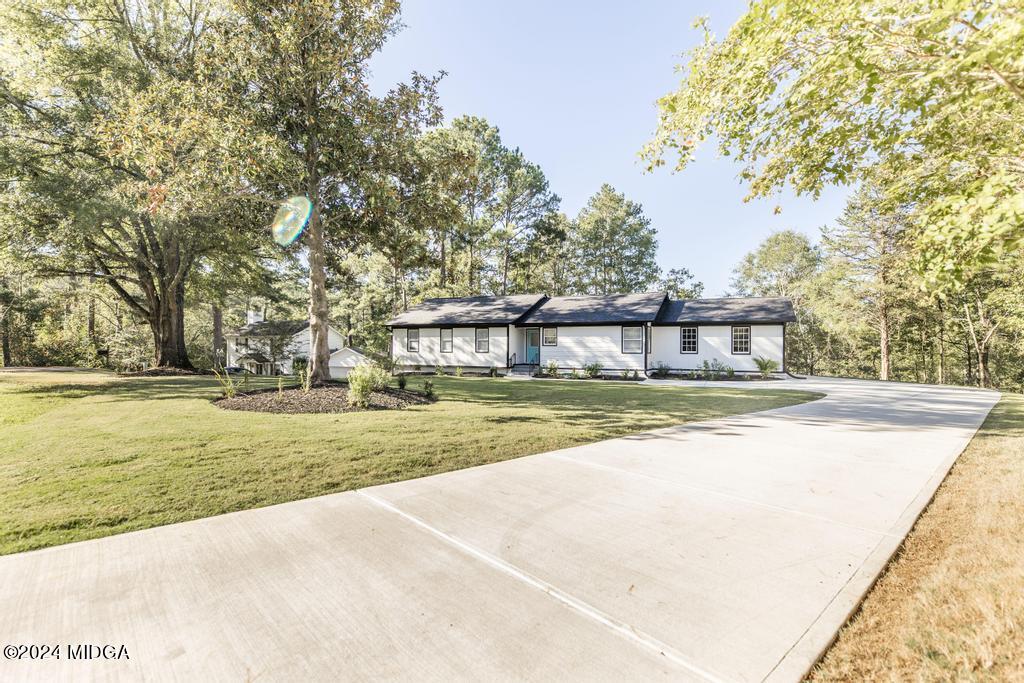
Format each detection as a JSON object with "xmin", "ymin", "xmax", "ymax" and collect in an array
[{"xmin": 271, "ymin": 196, "xmax": 312, "ymax": 246}]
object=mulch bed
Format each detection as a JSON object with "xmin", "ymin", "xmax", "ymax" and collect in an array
[{"xmin": 214, "ymin": 385, "xmax": 433, "ymax": 414}]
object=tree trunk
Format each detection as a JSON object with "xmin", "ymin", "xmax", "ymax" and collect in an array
[
  {"xmin": 1, "ymin": 319, "xmax": 10, "ymax": 367},
  {"xmin": 212, "ymin": 305, "xmax": 223, "ymax": 369},
  {"xmin": 87, "ymin": 273, "xmax": 97, "ymax": 346},
  {"xmin": 878, "ymin": 305, "xmax": 891, "ymax": 381},
  {"xmin": 305, "ymin": 204, "xmax": 332, "ymax": 384},
  {"xmin": 148, "ymin": 278, "xmax": 194, "ymax": 369}
]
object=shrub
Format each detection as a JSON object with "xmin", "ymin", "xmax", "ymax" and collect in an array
[
  {"xmin": 754, "ymin": 356, "xmax": 779, "ymax": 379},
  {"xmin": 423, "ymin": 379, "xmax": 435, "ymax": 398},
  {"xmin": 298, "ymin": 367, "xmax": 313, "ymax": 394},
  {"xmin": 631, "ymin": 369, "xmax": 640, "ymax": 380},
  {"xmin": 583, "ymin": 362, "xmax": 603, "ymax": 379},
  {"xmin": 348, "ymin": 362, "xmax": 390, "ymax": 408},
  {"xmin": 434, "ymin": 364, "xmax": 445, "ymax": 376},
  {"xmin": 653, "ymin": 362, "xmax": 670, "ymax": 379},
  {"xmin": 546, "ymin": 360, "xmax": 559, "ymax": 377},
  {"xmin": 213, "ymin": 368, "xmax": 239, "ymax": 398},
  {"xmin": 397, "ymin": 373, "xmax": 407, "ymax": 390},
  {"xmin": 489, "ymin": 366, "xmax": 499, "ymax": 377},
  {"xmin": 277, "ymin": 376, "xmax": 284, "ymax": 396},
  {"xmin": 726, "ymin": 365, "xmax": 735, "ymax": 379},
  {"xmin": 570, "ymin": 368, "xmax": 581, "ymax": 379},
  {"xmin": 455, "ymin": 366, "xmax": 464, "ymax": 377}
]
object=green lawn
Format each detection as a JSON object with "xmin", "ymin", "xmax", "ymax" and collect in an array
[{"xmin": 0, "ymin": 369, "xmax": 819, "ymax": 555}]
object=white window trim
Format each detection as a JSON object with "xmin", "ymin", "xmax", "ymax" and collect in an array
[
  {"xmin": 407, "ymin": 328, "xmax": 419, "ymax": 352},
  {"xmin": 542, "ymin": 327, "xmax": 557, "ymax": 346}
]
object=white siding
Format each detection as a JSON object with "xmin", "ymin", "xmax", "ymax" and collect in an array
[
  {"xmin": 536, "ymin": 326, "xmax": 646, "ymax": 371},
  {"xmin": 649, "ymin": 324, "xmax": 784, "ymax": 372},
  {"xmin": 392, "ymin": 326, "xmax": 508, "ymax": 370},
  {"xmin": 329, "ymin": 347, "xmax": 369, "ymax": 379}
]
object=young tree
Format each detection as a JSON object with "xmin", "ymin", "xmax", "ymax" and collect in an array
[
  {"xmin": 731, "ymin": 230, "xmax": 830, "ymax": 375},
  {"xmin": 214, "ymin": 0, "xmax": 442, "ymax": 383},
  {"xmin": 645, "ymin": 0, "xmax": 1024, "ymax": 291},
  {"xmin": 659, "ymin": 268, "xmax": 704, "ymax": 299},
  {"xmin": 570, "ymin": 184, "xmax": 660, "ymax": 295}
]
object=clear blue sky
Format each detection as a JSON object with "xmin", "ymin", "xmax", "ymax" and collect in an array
[{"xmin": 369, "ymin": 0, "xmax": 851, "ymax": 295}]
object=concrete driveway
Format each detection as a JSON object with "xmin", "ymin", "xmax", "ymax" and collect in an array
[{"xmin": 0, "ymin": 377, "xmax": 998, "ymax": 682}]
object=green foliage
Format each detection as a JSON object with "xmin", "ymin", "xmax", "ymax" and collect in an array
[
  {"xmin": 583, "ymin": 362, "xmax": 603, "ymax": 379},
  {"xmin": 754, "ymin": 356, "xmax": 780, "ymax": 379},
  {"xmin": 422, "ymin": 379, "xmax": 434, "ymax": 398},
  {"xmin": 489, "ymin": 366, "xmax": 499, "ymax": 378},
  {"xmin": 659, "ymin": 268, "xmax": 704, "ymax": 299},
  {"xmin": 701, "ymin": 359, "xmax": 731, "ymax": 380},
  {"xmin": 298, "ymin": 368, "xmax": 313, "ymax": 395},
  {"xmin": 347, "ymin": 362, "xmax": 390, "ymax": 408},
  {"xmin": 646, "ymin": 0, "xmax": 1024, "ymax": 291},
  {"xmin": 435, "ymin": 364, "xmax": 445, "ymax": 376},
  {"xmin": 653, "ymin": 362, "xmax": 671, "ymax": 379},
  {"xmin": 397, "ymin": 373, "xmax": 407, "ymax": 390},
  {"xmin": 454, "ymin": 366, "xmax": 464, "ymax": 377},
  {"xmin": 546, "ymin": 360, "xmax": 559, "ymax": 377},
  {"xmin": 212, "ymin": 369, "xmax": 240, "ymax": 399}
]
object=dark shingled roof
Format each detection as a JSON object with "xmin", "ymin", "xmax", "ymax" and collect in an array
[
  {"xmin": 519, "ymin": 291, "xmax": 667, "ymax": 326},
  {"xmin": 231, "ymin": 319, "xmax": 310, "ymax": 337},
  {"xmin": 655, "ymin": 297, "xmax": 796, "ymax": 324},
  {"xmin": 387, "ymin": 294, "xmax": 546, "ymax": 327}
]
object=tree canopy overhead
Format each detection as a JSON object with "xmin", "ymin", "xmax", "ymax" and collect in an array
[{"xmin": 645, "ymin": 0, "xmax": 1024, "ymax": 290}]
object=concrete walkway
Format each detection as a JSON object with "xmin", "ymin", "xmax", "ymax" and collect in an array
[{"xmin": 0, "ymin": 378, "xmax": 998, "ymax": 682}]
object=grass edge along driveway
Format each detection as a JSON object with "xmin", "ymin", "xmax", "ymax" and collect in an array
[
  {"xmin": 811, "ymin": 393, "xmax": 1024, "ymax": 682},
  {"xmin": 0, "ymin": 370, "xmax": 820, "ymax": 556}
]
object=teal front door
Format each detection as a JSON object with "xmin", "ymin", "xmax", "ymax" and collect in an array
[{"xmin": 525, "ymin": 328, "xmax": 540, "ymax": 364}]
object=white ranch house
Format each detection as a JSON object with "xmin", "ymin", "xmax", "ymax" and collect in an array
[
  {"xmin": 387, "ymin": 292, "xmax": 795, "ymax": 376},
  {"xmin": 224, "ymin": 311, "xmax": 368, "ymax": 378}
]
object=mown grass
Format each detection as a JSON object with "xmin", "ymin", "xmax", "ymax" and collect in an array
[
  {"xmin": 0, "ymin": 369, "xmax": 818, "ymax": 555},
  {"xmin": 811, "ymin": 393, "xmax": 1024, "ymax": 682}
]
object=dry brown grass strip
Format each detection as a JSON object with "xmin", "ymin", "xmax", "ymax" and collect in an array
[{"xmin": 811, "ymin": 394, "xmax": 1024, "ymax": 682}]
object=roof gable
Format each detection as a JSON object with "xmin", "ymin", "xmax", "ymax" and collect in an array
[
  {"xmin": 519, "ymin": 292, "xmax": 668, "ymax": 326},
  {"xmin": 387, "ymin": 294, "xmax": 546, "ymax": 327},
  {"xmin": 655, "ymin": 297, "xmax": 796, "ymax": 324}
]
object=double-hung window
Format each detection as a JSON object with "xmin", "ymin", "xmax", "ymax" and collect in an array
[
  {"xmin": 731, "ymin": 326, "xmax": 751, "ymax": 355},
  {"xmin": 440, "ymin": 328, "xmax": 453, "ymax": 353},
  {"xmin": 622, "ymin": 326, "xmax": 643, "ymax": 354},
  {"xmin": 406, "ymin": 328, "xmax": 419, "ymax": 352},
  {"xmin": 542, "ymin": 327, "xmax": 557, "ymax": 346},
  {"xmin": 680, "ymin": 326, "xmax": 698, "ymax": 354},
  {"xmin": 475, "ymin": 328, "xmax": 489, "ymax": 353}
]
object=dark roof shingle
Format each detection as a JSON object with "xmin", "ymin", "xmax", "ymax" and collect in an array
[
  {"xmin": 655, "ymin": 297, "xmax": 796, "ymax": 324},
  {"xmin": 387, "ymin": 294, "xmax": 546, "ymax": 327},
  {"xmin": 519, "ymin": 292, "xmax": 667, "ymax": 325}
]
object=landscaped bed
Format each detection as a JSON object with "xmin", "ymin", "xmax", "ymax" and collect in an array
[
  {"xmin": 0, "ymin": 369, "xmax": 819, "ymax": 555},
  {"xmin": 216, "ymin": 384, "xmax": 433, "ymax": 414}
]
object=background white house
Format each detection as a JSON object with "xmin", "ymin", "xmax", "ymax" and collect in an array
[
  {"xmin": 388, "ymin": 293, "xmax": 795, "ymax": 376},
  {"xmin": 224, "ymin": 311, "xmax": 367, "ymax": 378}
]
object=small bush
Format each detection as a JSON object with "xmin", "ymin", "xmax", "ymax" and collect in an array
[
  {"xmin": 631, "ymin": 369, "xmax": 640, "ymax": 380},
  {"xmin": 213, "ymin": 368, "xmax": 239, "ymax": 398},
  {"xmin": 348, "ymin": 362, "xmax": 390, "ymax": 408},
  {"xmin": 583, "ymin": 362, "xmax": 602, "ymax": 379},
  {"xmin": 754, "ymin": 356, "xmax": 779, "ymax": 379},
  {"xmin": 546, "ymin": 360, "xmax": 559, "ymax": 377},
  {"xmin": 434, "ymin": 364, "xmax": 445, "ymax": 376},
  {"xmin": 455, "ymin": 366, "xmax": 464, "ymax": 377},
  {"xmin": 489, "ymin": 366, "xmax": 499, "ymax": 377},
  {"xmin": 726, "ymin": 365, "xmax": 735, "ymax": 379},
  {"xmin": 423, "ymin": 379, "xmax": 435, "ymax": 398},
  {"xmin": 397, "ymin": 373, "xmax": 407, "ymax": 390},
  {"xmin": 277, "ymin": 376, "xmax": 284, "ymax": 396},
  {"xmin": 653, "ymin": 362, "xmax": 670, "ymax": 379},
  {"xmin": 570, "ymin": 368, "xmax": 581, "ymax": 379}
]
